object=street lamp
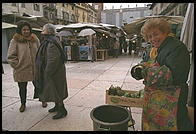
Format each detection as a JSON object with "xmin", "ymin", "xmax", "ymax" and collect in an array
[{"xmin": 120, "ymin": 7, "xmax": 123, "ymax": 27}]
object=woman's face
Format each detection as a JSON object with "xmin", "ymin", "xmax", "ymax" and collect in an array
[
  {"xmin": 21, "ymin": 26, "xmax": 30, "ymax": 37},
  {"xmin": 147, "ymin": 28, "xmax": 167, "ymax": 48}
]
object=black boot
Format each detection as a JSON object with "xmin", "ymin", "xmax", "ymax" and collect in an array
[
  {"xmin": 48, "ymin": 104, "xmax": 58, "ymax": 113},
  {"xmin": 52, "ymin": 105, "xmax": 67, "ymax": 119}
]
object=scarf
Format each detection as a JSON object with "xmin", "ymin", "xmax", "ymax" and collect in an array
[{"xmin": 150, "ymin": 47, "xmax": 158, "ymax": 60}]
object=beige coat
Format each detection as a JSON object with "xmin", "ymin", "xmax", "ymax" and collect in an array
[{"xmin": 7, "ymin": 33, "xmax": 40, "ymax": 82}]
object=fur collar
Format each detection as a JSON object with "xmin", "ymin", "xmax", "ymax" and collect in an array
[{"xmin": 13, "ymin": 33, "xmax": 39, "ymax": 43}]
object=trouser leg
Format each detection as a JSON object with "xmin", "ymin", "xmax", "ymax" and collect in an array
[
  {"xmin": 32, "ymin": 81, "xmax": 38, "ymax": 98},
  {"xmin": 18, "ymin": 82, "xmax": 27, "ymax": 105}
]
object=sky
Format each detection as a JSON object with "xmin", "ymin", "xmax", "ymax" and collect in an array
[{"xmin": 103, "ymin": 3, "xmax": 152, "ymax": 10}]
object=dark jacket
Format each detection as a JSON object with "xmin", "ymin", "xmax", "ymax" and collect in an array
[
  {"xmin": 155, "ymin": 36, "xmax": 193, "ymax": 130},
  {"xmin": 35, "ymin": 35, "xmax": 68, "ymax": 102}
]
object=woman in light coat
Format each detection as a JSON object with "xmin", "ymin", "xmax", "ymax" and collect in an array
[{"xmin": 7, "ymin": 20, "xmax": 47, "ymax": 112}]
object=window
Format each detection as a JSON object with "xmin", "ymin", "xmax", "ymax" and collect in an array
[
  {"xmin": 95, "ymin": 5, "xmax": 98, "ymax": 10},
  {"xmin": 169, "ymin": 11, "xmax": 174, "ymax": 16},
  {"xmin": 49, "ymin": 3, "xmax": 55, "ymax": 9},
  {"xmin": 175, "ymin": 8, "xmax": 178, "ymax": 15},
  {"xmin": 44, "ymin": 11, "xmax": 48, "ymax": 19},
  {"xmin": 63, "ymin": 12, "xmax": 69, "ymax": 20},
  {"xmin": 50, "ymin": 13, "xmax": 54, "ymax": 20},
  {"xmin": 21, "ymin": 3, "xmax": 25, "ymax": 8},
  {"xmin": 82, "ymin": 12, "xmax": 86, "ymax": 22},
  {"xmin": 12, "ymin": 3, "xmax": 17, "ymax": 6},
  {"xmin": 34, "ymin": 3, "xmax": 40, "ymax": 11},
  {"xmin": 71, "ymin": 14, "xmax": 76, "ymax": 22},
  {"xmin": 160, "ymin": 3, "xmax": 163, "ymax": 9},
  {"xmin": 182, "ymin": 4, "xmax": 188, "ymax": 16}
]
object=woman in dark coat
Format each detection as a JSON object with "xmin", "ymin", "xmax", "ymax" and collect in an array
[
  {"xmin": 131, "ymin": 18, "xmax": 193, "ymax": 130},
  {"xmin": 35, "ymin": 23, "xmax": 68, "ymax": 119}
]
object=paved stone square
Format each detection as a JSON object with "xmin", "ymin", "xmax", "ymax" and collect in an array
[{"xmin": 2, "ymin": 54, "xmax": 144, "ymax": 131}]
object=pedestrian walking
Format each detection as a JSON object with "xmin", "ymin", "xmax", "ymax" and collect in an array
[
  {"xmin": 91, "ymin": 34, "xmax": 97, "ymax": 62},
  {"xmin": 113, "ymin": 38, "xmax": 119, "ymax": 58},
  {"xmin": 71, "ymin": 39, "xmax": 79, "ymax": 62},
  {"xmin": 128, "ymin": 40, "xmax": 133, "ymax": 55},
  {"xmin": 35, "ymin": 23, "xmax": 68, "ymax": 119},
  {"xmin": 7, "ymin": 20, "xmax": 47, "ymax": 113},
  {"xmin": 131, "ymin": 18, "xmax": 193, "ymax": 130}
]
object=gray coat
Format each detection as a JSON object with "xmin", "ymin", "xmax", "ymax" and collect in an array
[{"xmin": 37, "ymin": 37, "xmax": 68, "ymax": 102}]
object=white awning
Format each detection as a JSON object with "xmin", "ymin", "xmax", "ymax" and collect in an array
[
  {"xmin": 2, "ymin": 22, "xmax": 17, "ymax": 29},
  {"xmin": 2, "ymin": 22, "xmax": 42, "ymax": 31}
]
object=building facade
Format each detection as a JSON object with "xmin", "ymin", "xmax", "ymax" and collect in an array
[
  {"xmin": 56, "ymin": 3, "xmax": 77, "ymax": 25},
  {"xmin": 2, "ymin": 3, "xmax": 98, "ymax": 26},
  {"xmin": 43, "ymin": 3, "xmax": 58, "ymax": 24},
  {"xmin": 2, "ymin": 3, "xmax": 44, "ymax": 16},
  {"xmin": 88, "ymin": 4, "xmax": 98, "ymax": 23},
  {"xmin": 150, "ymin": 3, "xmax": 188, "ymax": 16},
  {"xmin": 92, "ymin": 3, "xmax": 103, "ymax": 23},
  {"xmin": 101, "ymin": 6, "xmax": 151, "ymax": 27}
]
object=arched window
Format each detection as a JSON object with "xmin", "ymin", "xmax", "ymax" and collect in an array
[{"xmin": 71, "ymin": 14, "xmax": 76, "ymax": 22}]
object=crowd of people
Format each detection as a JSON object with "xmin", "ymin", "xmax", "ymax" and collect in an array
[{"xmin": 5, "ymin": 19, "xmax": 193, "ymax": 130}]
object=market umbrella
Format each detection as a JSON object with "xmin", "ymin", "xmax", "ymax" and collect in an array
[
  {"xmin": 78, "ymin": 28, "xmax": 96, "ymax": 36},
  {"xmin": 123, "ymin": 15, "xmax": 184, "ymax": 38},
  {"xmin": 57, "ymin": 30, "xmax": 73, "ymax": 37}
]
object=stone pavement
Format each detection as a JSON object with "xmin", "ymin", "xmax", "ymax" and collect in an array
[{"xmin": 2, "ymin": 54, "xmax": 144, "ymax": 131}]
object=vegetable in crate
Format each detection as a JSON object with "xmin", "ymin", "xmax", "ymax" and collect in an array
[
  {"xmin": 108, "ymin": 85, "xmax": 117, "ymax": 95},
  {"xmin": 116, "ymin": 86, "xmax": 121, "ymax": 90},
  {"xmin": 135, "ymin": 92, "xmax": 140, "ymax": 98},
  {"xmin": 117, "ymin": 89, "xmax": 125, "ymax": 96},
  {"xmin": 124, "ymin": 92, "xmax": 131, "ymax": 97},
  {"xmin": 139, "ymin": 89, "xmax": 144, "ymax": 98}
]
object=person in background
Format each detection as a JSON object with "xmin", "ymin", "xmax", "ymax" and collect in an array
[
  {"xmin": 141, "ymin": 44, "xmax": 153, "ymax": 63},
  {"xmin": 35, "ymin": 23, "xmax": 68, "ymax": 119},
  {"xmin": 7, "ymin": 20, "xmax": 47, "ymax": 112},
  {"xmin": 71, "ymin": 39, "xmax": 79, "ymax": 62},
  {"xmin": 131, "ymin": 18, "xmax": 193, "ymax": 131},
  {"xmin": 128, "ymin": 40, "xmax": 133, "ymax": 55},
  {"xmin": 113, "ymin": 38, "xmax": 120, "ymax": 58},
  {"xmin": 91, "ymin": 34, "xmax": 97, "ymax": 62}
]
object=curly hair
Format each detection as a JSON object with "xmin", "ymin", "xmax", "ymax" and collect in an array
[
  {"xmin": 141, "ymin": 18, "xmax": 172, "ymax": 42},
  {"xmin": 16, "ymin": 20, "xmax": 32, "ymax": 35}
]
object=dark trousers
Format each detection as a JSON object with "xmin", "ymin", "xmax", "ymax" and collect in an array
[
  {"xmin": 18, "ymin": 81, "xmax": 36, "ymax": 105},
  {"xmin": 113, "ymin": 49, "xmax": 119, "ymax": 58}
]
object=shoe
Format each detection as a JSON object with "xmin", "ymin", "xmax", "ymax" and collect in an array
[
  {"xmin": 42, "ymin": 102, "xmax": 47, "ymax": 108},
  {"xmin": 52, "ymin": 106, "xmax": 67, "ymax": 119},
  {"xmin": 48, "ymin": 105, "xmax": 58, "ymax": 113},
  {"xmin": 19, "ymin": 104, "xmax": 26, "ymax": 112}
]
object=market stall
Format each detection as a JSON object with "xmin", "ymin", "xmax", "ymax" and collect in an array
[{"xmin": 123, "ymin": 15, "xmax": 184, "ymax": 39}]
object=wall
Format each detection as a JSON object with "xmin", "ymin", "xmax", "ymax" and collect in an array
[{"xmin": 101, "ymin": 7, "xmax": 151, "ymax": 27}]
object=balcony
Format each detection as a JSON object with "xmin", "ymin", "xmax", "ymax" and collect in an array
[{"xmin": 43, "ymin": 3, "xmax": 56, "ymax": 11}]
